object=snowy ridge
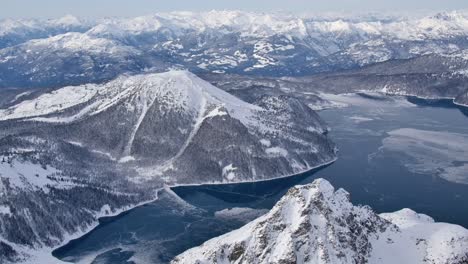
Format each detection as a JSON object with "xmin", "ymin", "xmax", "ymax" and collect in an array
[
  {"xmin": 173, "ymin": 179, "xmax": 468, "ymax": 264},
  {"xmin": 22, "ymin": 32, "xmax": 140, "ymax": 54},
  {"xmin": 0, "ymin": 71, "xmax": 258, "ymax": 124},
  {"xmin": 5, "ymin": 10, "xmax": 468, "ymax": 88},
  {"xmin": 0, "ymin": 84, "xmax": 99, "ymax": 121},
  {"xmin": 82, "ymin": 10, "xmax": 468, "ymax": 40}
]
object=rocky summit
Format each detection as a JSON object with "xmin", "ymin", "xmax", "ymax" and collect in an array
[{"xmin": 173, "ymin": 179, "xmax": 468, "ymax": 264}]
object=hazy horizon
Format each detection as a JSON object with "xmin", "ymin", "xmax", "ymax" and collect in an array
[{"xmin": 2, "ymin": 0, "xmax": 468, "ymax": 19}]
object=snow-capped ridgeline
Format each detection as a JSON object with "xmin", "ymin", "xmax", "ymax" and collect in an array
[
  {"xmin": 4, "ymin": 11, "xmax": 468, "ymax": 43},
  {"xmin": 0, "ymin": 15, "xmax": 93, "ymax": 50},
  {"xmin": 5, "ymin": 11, "xmax": 468, "ymax": 87},
  {"xmin": 0, "ymin": 15, "xmax": 88, "ymax": 36},
  {"xmin": 0, "ymin": 84, "xmax": 99, "ymax": 121},
  {"xmin": 0, "ymin": 71, "xmax": 257, "ymax": 123},
  {"xmin": 23, "ymin": 32, "xmax": 140, "ymax": 55},
  {"xmin": 173, "ymin": 179, "xmax": 468, "ymax": 264}
]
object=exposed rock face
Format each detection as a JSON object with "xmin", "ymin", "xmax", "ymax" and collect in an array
[
  {"xmin": 0, "ymin": 71, "xmax": 336, "ymax": 262},
  {"xmin": 172, "ymin": 179, "xmax": 468, "ymax": 264}
]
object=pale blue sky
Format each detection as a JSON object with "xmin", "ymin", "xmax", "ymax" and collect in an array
[{"xmin": 2, "ymin": 0, "xmax": 468, "ymax": 19}]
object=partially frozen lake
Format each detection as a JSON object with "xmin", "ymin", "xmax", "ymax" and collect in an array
[{"xmin": 54, "ymin": 94, "xmax": 468, "ymax": 264}]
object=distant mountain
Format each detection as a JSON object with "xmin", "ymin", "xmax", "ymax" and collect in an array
[
  {"xmin": 0, "ymin": 32, "xmax": 163, "ymax": 88},
  {"xmin": 173, "ymin": 178, "xmax": 468, "ymax": 264},
  {"xmin": 200, "ymin": 50, "xmax": 468, "ymax": 107},
  {"xmin": 0, "ymin": 71, "xmax": 336, "ymax": 263},
  {"xmin": 4, "ymin": 11, "xmax": 468, "ymax": 87},
  {"xmin": 293, "ymin": 51, "xmax": 468, "ymax": 103},
  {"xmin": 0, "ymin": 15, "xmax": 93, "ymax": 49}
]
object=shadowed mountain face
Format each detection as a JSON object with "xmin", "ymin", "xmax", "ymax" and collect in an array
[
  {"xmin": 455, "ymin": 90, "xmax": 468, "ymax": 106},
  {"xmin": 0, "ymin": 71, "xmax": 336, "ymax": 263},
  {"xmin": 173, "ymin": 179, "xmax": 468, "ymax": 264},
  {"xmin": 296, "ymin": 52, "xmax": 468, "ymax": 100},
  {"xmin": 200, "ymin": 51, "xmax": 468, "ymax": 108}
]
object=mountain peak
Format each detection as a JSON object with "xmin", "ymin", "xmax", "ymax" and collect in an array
[
  {"xmin": 173, "ymin": 178, "xmax": 468, "ymax": 264},
  {"xmin": 0, "ymin": 70, "xmax": 337, "ymax": 262},
  {"xmin": 50, "ymin": 14, "xmax": 82, "ymax": 26}
]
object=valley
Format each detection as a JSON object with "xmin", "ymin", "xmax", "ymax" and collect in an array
[
  {"xmin": 53, "ymin": 94, "xmax": 468, "ymax": 264},
  {"xmin": 1, "ymin": 9, "xmax": 468, "ymax": 264}
]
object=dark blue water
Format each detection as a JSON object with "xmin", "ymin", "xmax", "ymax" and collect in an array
[{"xmin": 54, "ymin": 94, "xmax": 468, "ymax": 264}]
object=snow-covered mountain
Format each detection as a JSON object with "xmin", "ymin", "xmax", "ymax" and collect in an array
[
  {"xmin": 4, "ymin": 11, "xmax": 468, "ymax": 87},
  {"xmin": 0, "ymin": 71, "xmax": 336, "ymax": 263},
  {"xmin": 0, "ymin": 15, "xmax": 93, "ymax": 49},
  {"xmin": 201, "ymin": 49, "xmax": 468, "ymax": 108},
  {"xmin": 173, "ymin": 178, "xmax": 468, "ymax": 264},
  {"xmin": 0, "ymin": 32, "xmax": 161, "ymax": 88},
  {"xmin": 293, "ymin": 51, "xmax": 468, "ymax": 103}
]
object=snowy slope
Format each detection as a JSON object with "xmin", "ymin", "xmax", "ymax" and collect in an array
[
  {"xmin": 0, "ymin": 71, "xmax": 335, "ymax": 184},
  {"xmin": 0, "ymin": 71, "xmax": 336, "ymax": 263},
  {"xmin": 173, "ymin": 179, "xmax": 468, "ymax": 264}
]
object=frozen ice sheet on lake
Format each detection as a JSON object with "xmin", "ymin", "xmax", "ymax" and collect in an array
[{"xmin": 378, "ymin": 128, "xmax": 468, "ymax": 184}]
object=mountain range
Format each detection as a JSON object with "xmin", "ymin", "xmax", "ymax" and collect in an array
[{"xmin": 4, "ymin": 11, "xmax": 468, "ymax": 88}]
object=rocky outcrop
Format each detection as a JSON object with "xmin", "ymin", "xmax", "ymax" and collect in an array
[{"xmin": 173, "ymin": 179, "xmax": 468, "ymax": 264}]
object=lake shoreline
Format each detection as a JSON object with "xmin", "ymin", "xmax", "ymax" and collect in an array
[{"xmin": 51, "ymin": 157, "xmax": 338, "ymax": 262}]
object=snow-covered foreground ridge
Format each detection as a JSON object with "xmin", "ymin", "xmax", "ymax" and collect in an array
[
  {"xmin": 0, "ymin": 71, "xmax": 336, "ymax": 263},
  {"xmin": 173, "ymin": 178, "xmax": 468, "ymax": 264}
]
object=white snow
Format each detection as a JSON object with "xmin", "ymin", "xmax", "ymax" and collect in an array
[
  {"xmin": 380, "ymin": 208, "xmax": 434, "ymax": 228},
  {"xmin": 12, "ymin": 91, "xmax": 33, "ymax": 102},
  {"xmin": 119, "ymin": 156, "xmax": 135, "ymax": 163},
  {"xmin": 174, "ymin": 179, "xmax": 468, "ymax": 264},
  {"xmin": 91, "ymin": 149, "xmax": 116, "ymax": 161},
  {"xmin": 0, "ymin": 158, "xmax": 61, "ymax": 192},
  {"xmin": 260, "ymin": 139, "xmax": 271, "ymax": 147},
  {"xmin": 319, "ymin": 92, "xmax": 415, "ymax": 109},
  {"xmin": 96, "ymin": 204, "xmax": 112, "ymax": 217},
  {"xmin": 0, "ymin": 205, "xmax": 11, "ymax": 216},
  {"xmin": 205, "ymin": 106, "xmax": 228, "ymax": 118},
  {"xmin": 222, "ymin": 164, "xmax": 237, "ymax": 180},
  {"xmin": 370, "ymin": 208, "xmax": 468, "ymax": 264},
  {"xmin": 214, "ymin": 207, "xmax": 268, "ymax": 223},
  {"xmin": 25, "ymin": 32, "xmax": 139, "ymax": 55},
  {"xmin": 379, "ymin": 128, "xmax": 468, "ymax": 184},
  {"xmin": 265, "ymin": 147, "xmax": 288, "ymax": 157},
  {"xmin": 67, "ymin": 141, "xmax": 83, "ymax": 147},
  {"xmin": 50, "ymin": 14, "xmax": 83, "ymax": 27},
  {"xmin": 8, "ymin": 71, "xmax": 260, "ymax": 127}
]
